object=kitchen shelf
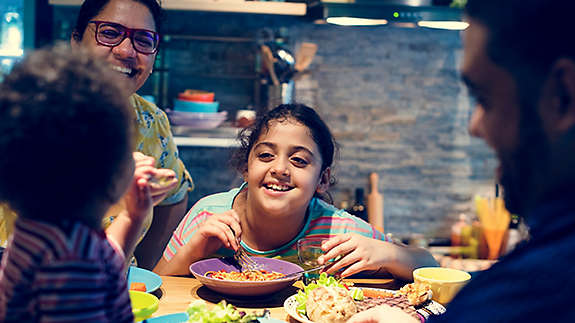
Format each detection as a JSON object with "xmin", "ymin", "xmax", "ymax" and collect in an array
[
  {"xmin": 49, "ymin": 0, "xmax": 306, "ymax": 16},
  {"xmin": 172, "ymin": 126, "xmax": 241, "ymax": 148},
  {"xmin": 174, "ymin": 136, "xmax": 239, "ymax": 147}
]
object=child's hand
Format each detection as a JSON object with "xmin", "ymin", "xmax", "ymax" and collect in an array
[
  {"xmin": 317, "ymin": 234, "xmax": 397, "ymax": 278},
  {"xmin": 191, "ymin": 210, "xmax": 242, "ymax": 257},
  {"xmin": 347, "ymin": 305, "xmax": 417, "ymax": 323}
]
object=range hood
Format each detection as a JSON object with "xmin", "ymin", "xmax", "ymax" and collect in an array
[{"xmin": 308, "ymin": 0, "xmax": 467, "ymax": 29}]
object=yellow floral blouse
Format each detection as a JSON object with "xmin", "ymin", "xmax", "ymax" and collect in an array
[{"xmin": 0, "ymin": 94, "xmax": 193, "ymax": 248}]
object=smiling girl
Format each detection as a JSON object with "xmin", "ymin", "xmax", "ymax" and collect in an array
[{"xmin": 154, "ymin": 104, "xmax": 437, "ymax": 280}]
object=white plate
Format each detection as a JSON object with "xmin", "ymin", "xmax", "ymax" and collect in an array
[{"xmin": 283, "ymin": 288, "xmax": 446, "ymax": 323}]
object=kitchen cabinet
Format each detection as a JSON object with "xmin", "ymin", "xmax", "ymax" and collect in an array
[{"xmin": 48, "ymin": 0, "xmax": 306, "ymax": 16}]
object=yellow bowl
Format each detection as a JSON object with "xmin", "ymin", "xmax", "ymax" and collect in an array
[
  {"xmin": 129, "ymin": 290, "xmax": 159, "ymax": 322},
  {"xmin": 413, "ymin": 267, "xmax": 471, "ymax": 305}
]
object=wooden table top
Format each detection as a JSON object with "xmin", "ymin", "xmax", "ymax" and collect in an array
[{"xmin": 152, "ymin": 275, "xmax": 400, "ymax": 321}]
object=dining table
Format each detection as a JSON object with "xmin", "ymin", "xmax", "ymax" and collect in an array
[{"xmin": 152, "ymin": 275, "xmax": 402, "ymax": 321}]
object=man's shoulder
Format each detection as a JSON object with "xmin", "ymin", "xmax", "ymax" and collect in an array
[{"xmin": 434, "ymin": 240, "xmax": 575, "ymax": 322}]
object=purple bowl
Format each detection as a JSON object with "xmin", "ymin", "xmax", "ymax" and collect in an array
[{"xmin": 189, "ymin": 257, "xmax": 303, "ymax": 296}]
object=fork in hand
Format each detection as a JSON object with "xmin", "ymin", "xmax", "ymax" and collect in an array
[{"xmin": 229, "ymin": 226, "xmax": 261, "ymax": 272}]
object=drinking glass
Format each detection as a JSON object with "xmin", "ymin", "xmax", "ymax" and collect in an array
[{"xmin": 297, "ymin": 237, "xmax": 328, "ymax": 283}]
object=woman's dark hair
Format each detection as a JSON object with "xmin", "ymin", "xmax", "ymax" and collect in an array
[
  {"xmin": 0, "ymin": 44, "xmax": 134, "ymax": 227},
  {"xmin": 72, "ymin": 0, "xmax": 163, "ymax": 41},
  {"xmin": 231, "ymin": 103, "xmax": 338, "ymax": 201}
]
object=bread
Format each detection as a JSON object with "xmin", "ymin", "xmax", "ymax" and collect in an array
[
  {"xmin": 306, "ymin": 287, "xmax": 357, "ymax": 323},
  {"xmin": 398, "ymin": 282, "xmax": 432, "ymax": 306}
]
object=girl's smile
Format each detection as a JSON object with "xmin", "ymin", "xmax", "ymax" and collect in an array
[{"xmin": 244, "ymin": 119, "xmax": 326, "ymax": 220}]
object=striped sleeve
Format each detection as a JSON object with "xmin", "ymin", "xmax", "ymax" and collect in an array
[
  {"xmin": 306, "ymin": 199, "xmax": 387, "ymax": 241},
  {"xmin": 163, "ymin": 209, "xmax": 213, "ymax": 261}
]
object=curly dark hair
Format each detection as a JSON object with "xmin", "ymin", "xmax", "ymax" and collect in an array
[
  {"xmin": 230, "ymin": 103, "xmax": 338, "ymax": 202},
  {"xmin": 72, "ymin": 0, "xmax": 163, "ymax": 43},
  {"xmin": 0, "ymin": 44, "xmax": 134, "ymax": 227}
]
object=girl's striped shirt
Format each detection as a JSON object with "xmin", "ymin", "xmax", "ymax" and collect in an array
[{"xmin": 163, "ymin": 185, "xmax": 388, "ymax": 264}]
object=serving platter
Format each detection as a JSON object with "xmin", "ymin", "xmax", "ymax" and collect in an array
[
  {"xmin": 283, "ymin": 287, "xmax": 446, "ymax": 323},
  {"xmin": 189, "ymin": 257, "xmax": 303, "ymax": 296}
]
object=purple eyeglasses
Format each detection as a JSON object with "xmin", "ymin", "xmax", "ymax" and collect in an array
[{"xmin": 89, "ymin": 20, "xmax": 159, "ymax": 55}]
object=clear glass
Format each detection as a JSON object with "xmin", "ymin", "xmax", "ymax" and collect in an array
[{"xmin": 297, "ymin": 237, "xmax": 328, "ymax": 283}]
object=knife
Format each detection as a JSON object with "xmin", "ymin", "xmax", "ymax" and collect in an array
[{"xmin": 276, "ymin": 264, "xmax": 326, "ymax": 280}]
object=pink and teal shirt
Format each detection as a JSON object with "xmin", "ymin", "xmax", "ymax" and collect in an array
[{"xmin": 163, "ymin": 184, "xmax": 387, "ymax": 264}]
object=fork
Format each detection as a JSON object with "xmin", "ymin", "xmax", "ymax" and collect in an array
[
  {"xmin": 229, "ymin": 225, "xmax": 262, "ymax": 271},
  {"xmin": 234, "ymin": 242, "xmax": 262, "ymax": 272}
]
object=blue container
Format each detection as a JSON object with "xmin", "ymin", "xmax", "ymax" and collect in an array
[{"xmin": 174, "ymin": 99, "xmax": 219, "ymax": 113}]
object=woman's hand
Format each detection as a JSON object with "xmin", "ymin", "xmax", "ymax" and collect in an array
[
  {"xmin": 317, "ymin": 234, "xmax": 397, "ymax": 278},
  {"xmin": 131, "ymin": 152, "xmax": 178, "ymax": 206},
  {"xmin": 124, "ymin": 152, "xmax": 154, "ymax": 219},
  {"xmin": 347, "ymin": 305, "xmax": 418, "ymax": 323},
  {"xmin": 189, "ymin": 210, "xmax": 242, "ymax": 257}
]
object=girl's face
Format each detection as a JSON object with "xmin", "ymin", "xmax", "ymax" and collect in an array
[
  {"xmin": 244, "ymin": 119, "xmax": 329, "ymax": 219},
  {"xmin": 72, "ymin": 0, "xmax": 156, "ymax": 95}
]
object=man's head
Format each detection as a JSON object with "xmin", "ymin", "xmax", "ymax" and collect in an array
[
  {"xmin": 463, "ymin": 0, "xmax": 575, "ymax": 215},
  {"xmin": 0, "ymin": 44, "xmax": 134, "ymax": 226}
]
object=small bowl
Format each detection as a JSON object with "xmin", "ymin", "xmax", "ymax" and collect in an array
[
  {"xmin": 413, "ymin": 267, "xmax": 471, "ymax": 305},
  {"xmin": 174, "ymin": 99, "xmax": 220, "ymax": 113},
  {"xmin": 178, "ymin": 90, "xmax": 215, "ymax": 102},
  {"xmin": 129, "ymin": 290, "xmax": 159, "ymax": 321}
]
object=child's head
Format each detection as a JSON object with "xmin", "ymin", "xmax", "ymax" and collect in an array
[
  {"xmin": 232, "ymin": 103, "xmax": 337, "ymax": 201},
  {"xmin": 0, "ymin": 44, "xmax": 134, "ymax": 226}
]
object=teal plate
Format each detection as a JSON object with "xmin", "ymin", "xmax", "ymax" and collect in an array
[
  {"xmin": 143, "ymin": 313, "xmax": 287, "ymax": 323},
  {"xmin": 128, "ymin": 266, "xmax": 162, "ymax": 293}
]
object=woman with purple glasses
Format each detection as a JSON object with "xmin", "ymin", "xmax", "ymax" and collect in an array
[{"xmin": 70, "ymin": 0, "xmax": 194, "ymax": 269}]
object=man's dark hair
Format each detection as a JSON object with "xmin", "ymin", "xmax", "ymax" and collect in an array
[
  {"xmin": 465, "ymin": 0, "xmax": 575, "ymax": 96},
  {"xmin": 0, "ymin": 44, "xmax": 134, "ymax": 226}
]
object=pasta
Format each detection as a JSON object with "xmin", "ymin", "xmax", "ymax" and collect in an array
[{"xmin": 205, "ymin": 269, "xmax": 285, "ymax": 281}]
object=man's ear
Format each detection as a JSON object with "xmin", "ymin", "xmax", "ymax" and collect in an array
[
  {"xmin": 541, "ymin": 58, "xmax": 575, "ymax": 139},
  {"xmin": 316, "ymin": 167, "xmax": 331, "ymax": 194}
]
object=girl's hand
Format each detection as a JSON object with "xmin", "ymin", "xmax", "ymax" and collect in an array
[
  {"xmin": 317, "ymin": 234, "xmax": 397, "ymax": 278},
  {"xmin": 347, "ymin": 305, "xmax": 417, "ymax": 323},
  {"xmin": 190, "ymin": 210, "xmax": 242, "ymax": 257}
]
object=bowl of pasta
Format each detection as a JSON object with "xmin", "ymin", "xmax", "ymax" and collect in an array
[{"xmin": 190, "ymin": 257, "xmax": 303, "ymax": 296}]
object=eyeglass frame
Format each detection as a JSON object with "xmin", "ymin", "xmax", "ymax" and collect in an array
[{"xmin": 89, "ymin": 20, "xmax": 160, "ymax": 55}]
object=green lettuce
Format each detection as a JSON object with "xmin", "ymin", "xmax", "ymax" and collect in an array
[
  {"xmin": 186, "ymin": 300, "xmax": 259, "ymax": 323},
  {"xmin": 294, "ymin": 273, "xmax": 363, "ymax": 316}
]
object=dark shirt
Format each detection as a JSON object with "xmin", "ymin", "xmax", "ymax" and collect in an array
[{"xmin": 431, "ymin": 194, "xmax": 575, "ymax": 322}]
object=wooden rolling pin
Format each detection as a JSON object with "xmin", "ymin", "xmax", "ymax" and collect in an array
[{"xmin": 367, "ymin": 172, "xmax": 384, "ymax": 232}]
